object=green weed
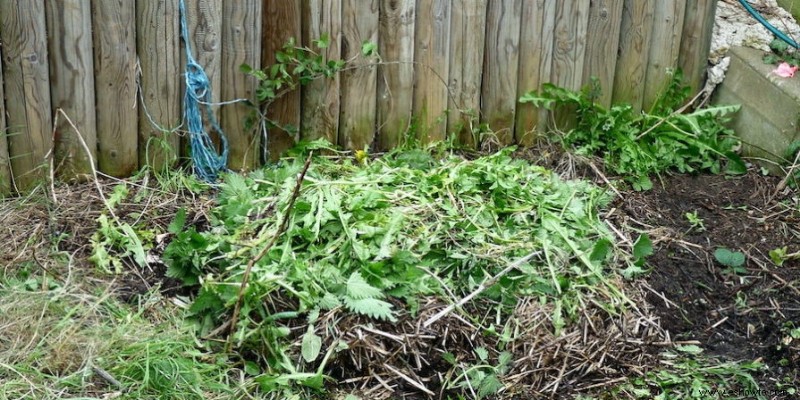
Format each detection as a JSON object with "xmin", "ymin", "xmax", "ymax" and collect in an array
[{"xmin": 519, "ymin": 71, "xmax": 745, "ymax": 190}]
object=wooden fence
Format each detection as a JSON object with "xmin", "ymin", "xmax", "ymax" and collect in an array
[{"xmin": 0, "ymin": 0, "xmax": 717, "ymax": 193}]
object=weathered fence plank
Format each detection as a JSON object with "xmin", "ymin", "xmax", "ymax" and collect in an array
[
  {"xmin": 481, "ymin": 0, "xmax": 522, "ymax": 145},
  {"xmin": 184, "ymin": 0, "xmax": 222, "ymax": 153},
  {"xmin": 551, "ymin": 0, "xmax": 590, "ymax": 129},
  {"xmin": 413, "ymin": 0, "xmax": 451, "ymax": 143},
  {"xmin": 377, "ymin": 0, "xmax": 415, "ymax": 150},
  {"xmin": 0, "ymin": 0, "xmax": 53, "ymax": 190},
  {"xmin": 551, "ymin": 0, "xmax": 590, "ymax": 91},
  {"xmin": 613, "ymin": 0, "xmax": 655, "ymax": 112},
  {"xmin": 92, "ymin": 0, "xmax": 138, "ymax": 177},
  {"xmin": 221, "ymin": 0, "xmax": 262, "ymax": 170},
  {"xmin": 0, "ymin": 55, "xmax": 10, "ymax": 194},
  {"xmin": 679, "ymin": 0, "xmax": 717, "ymax": 94},
  {"xmin": 516, "ymin": 0, "xmax": 556, "ymax": 145},
  {"xmin": 448, "ymin": 0, "xmax": 487, "ymax": 146},
  {"xmin": 339, "ymin": 0, "xmax": 378, "ymax": 150},
  {"xmin": 582, "ymin": 0, "xmax": 624, "ymax": 107},
  {"xmin": 301, "ymin": 0, "xmax": 342, "ymax": 145},
  {"xmin": 262, "ymin": 0, "xmax": 302, "ymax": 160},
  {"xmin": 136, "ymin": 0, "xmax": 181, "ymax": 170},
  {"xmin": 46, "ymin": 0, "xmax": 96, "ymax": 181},
  {"xmin": 643, "ymin": 0, "xmax": 686, "ymax": 109}
]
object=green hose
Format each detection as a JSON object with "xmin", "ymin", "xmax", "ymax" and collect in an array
[{"xmin": 738, "ymin": 0, "xmax": 800, "ymax": 48}]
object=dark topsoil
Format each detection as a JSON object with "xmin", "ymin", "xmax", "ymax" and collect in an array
[{"xmin": 613, "ymin": 171, "xmax": 800, "ymax": 392}]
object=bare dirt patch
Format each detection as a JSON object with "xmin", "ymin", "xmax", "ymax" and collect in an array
[{"xmin": 613, "ymin": 171, "xmax": 800, "ymax": 390}]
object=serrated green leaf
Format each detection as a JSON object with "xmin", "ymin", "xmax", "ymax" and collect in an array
[
  {"xmin": 318, "ymin": 292, "xmax": 341, "ymax": 310},
  {"xmin": 590, "ymin": 238, "xmax": 612, "ymax": 265},
  {"xmin": 477, "ymin": 374, "xmax": 503, "ymax": 398},
  {"xmin": 346, "ymin": 272, "xmax": 384, "ymax": 300},
  {"xmin": 168, "ymin": 207, "xmax": 187, "ymax": 234},
  {"xmin": 475, "ymin": 347, "xmax": 489, "ymax": 361},
  {"xmin": 343, "ymin": 297, "xmax": 396, "ymax": 322},
  {"xmin": 633, "ymin": 234, "xmax": 653, "ymax": 260}
]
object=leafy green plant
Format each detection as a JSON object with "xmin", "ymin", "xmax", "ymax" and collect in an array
[
  {"xmin": 685, "ymin": 210, "xmax": 706, "ymax": 232},
  {"xmin": 89, "ymin": 184, "xmax": 149, "ymax": 273},
  {"xmin": 444, "ymin": 348, "xmax": 512, "ymax": 399},
  {"xmin": 769, "ymin": 246, "xmax": 800, "ymax": 266},
  {"xmin": 764, "ymin": 38, "xmax": 800, "ymax": 66},
  {"xmin": 241, "ymin": 35, "xmax": 364, "ymax": 138},
  {"xmin": 714, "ymin": 247, "xmax": 746, "ymax": 274},
  {"xmin": 519, "ymin": 71, "xmax": 745, "ymax": 190}
]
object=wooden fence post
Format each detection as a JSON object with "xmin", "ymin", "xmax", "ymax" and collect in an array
[
  {"xmin": 377, "ymin": 0, "xmax": 415, "ymax": 151},
  {"xmin": 92, "ymin": 0, "xmax": 138, "ymax": 177},
  {"xmin": 184, "ymin": 0, "xmax": 223, "ymax": 153},
  {"xmin": 262, "ymin": 0, "xmax": 302, "ymax": 161},
  {"xmin": 481, "ymin": 0, "xmax": 522, "ymax": 145},
  {"xmin": 46, "ymin": 0, "xmax": 96, "ymax": 181},
  {"xmin": 221, "ymin": 0, "xmax": 263, "ymax": 170},
  {"xmin": 339, "ymin": 0, "xmax": 378, "ymax": 151},
  {"xmin": 448, "ymin": 0, "xmax": 487, "ymax": 147},
  {"xmin": 679, "ymin": 0, "xmax": 717, "ymax": 94},
  {"xmin": 301, "ymin": 0, "xmax": 342, "ymax": 146},
  {"xmin": 136, "ymin": 0, "xmax": 181, "ymax": 171},
  {"xmin": 643, "ymin": 0, "xmax": 686, "ymax": 110},
  {"xmin": 0, "ymin": 53, "xmax": 10, "ymax": 195},
  {"xmin": 582, "ymin": 0, "xmax": 624, "ymax": 107},
  {"xmin": 0, "ymin": 0, "xmax": 53, "ymax": 190},
  {"xmin": 516, "ymin": 0, "xmax": 556, "ymax": 146},
  {"xmin": 413, "ymin": 0, "xmax": 451, "ymax": 143},
  {"xmin": 613, "ymin": 0, "xmax": 655, "ymax": 113}
]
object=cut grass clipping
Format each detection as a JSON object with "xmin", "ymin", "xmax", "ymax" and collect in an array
[
  {"xmin": 164, "ymin": 145, "xmax": 646, "ymax": 391},
  {"xmin": 0, "ymin": 287, "xmax": 247, "ymax": 399}
]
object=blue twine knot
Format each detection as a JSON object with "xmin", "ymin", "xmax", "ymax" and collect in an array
[{"xmin": 179, "ymin": 0, "xmax": 229, "ymax": 182}]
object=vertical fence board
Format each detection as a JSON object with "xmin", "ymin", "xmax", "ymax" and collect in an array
[
  {"xmin": 377, "ymin": 0, "xmax": 415, "ymax": 150},
  {"xmin": 46, "ymin": 0, "xmax": 96, "ymax": 181},
  {"xmin": 679, "ymin": 0, "xmax": 717, "ymax": 93},
  {"xmin": 0, "ymin": 54, "xmax": 10, "ymax": 194},
  {"xmin": 516, "ymin": 0, "xmax": 556, "ymax": 145},
  {"xmin": 92, "ymin": 0, "xmax": 138, "ymax": 177},
  {"xmin": 0, "ymin": 0, "xmax": 53, "ymax": 190},
  {"xmin": 643, "ymin": 1, "xmax": 686, "ymax": 110},
  {"xmin": 263, "ymin": 0, "xmax": 302, "ymax": 160},
  {"xmin": 221, "ymin": 0, "xmax": 262, "ymax": 170},
  {"xmin": 448, "ymin": 0, "xmax": 487, "ymax": 146},
  {"xmin": 301, "ymin": 0, "xmax": 342, "ymax": 145},
  {"xmin": 613, "ymin": 0, "xmax": 655, "ymax": 112},
  {"xmin": 481, "ymin": 0, "xmax": 521, "ymax": 145},
  {"xmin": 413, "ymin": 0, "xmax": 451, "ymax": 143},
  {"xmin": 582, "ymin": 0, "xmax": 624, "ymax": 107},
  {"xmin": 551, "ymin": 0, "xmax": 590, "ymax": 90},
  {"xmin": 136, "ymin": 0, "xmax": 181, "ymax": 170},
  {"xmin": 551, "ymin": 0, "xmax": 590, "ymax": 129},
  {"xmin": 339, "ymin": 0, "xmax": 378, "ymax": 150},
  {"xmin": 184, "ymin": 0, "xmax": 222, "ymax": 155}
]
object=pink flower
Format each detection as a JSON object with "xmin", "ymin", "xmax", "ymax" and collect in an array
[{"xmin": 774, "ymin": 62, "xmax": 799, "ymax": 78}]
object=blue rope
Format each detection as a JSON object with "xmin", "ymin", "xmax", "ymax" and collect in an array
[
  {"xmin": 178, "ymin": 0, "xmax": 229, "ymax": 182},
  {"xmin": 738, "ymin": 0, "xmax": 800, "ymax": 48}
]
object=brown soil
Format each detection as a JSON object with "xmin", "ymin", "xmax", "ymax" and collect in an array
[{"xmin": 613, "ymin": 171, "xmax": 800, "ymax": 391}]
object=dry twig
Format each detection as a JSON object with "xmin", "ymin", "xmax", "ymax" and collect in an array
[{"xmin": 226, "ymin": 152, "xmax": 314, "ymax": 348}]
